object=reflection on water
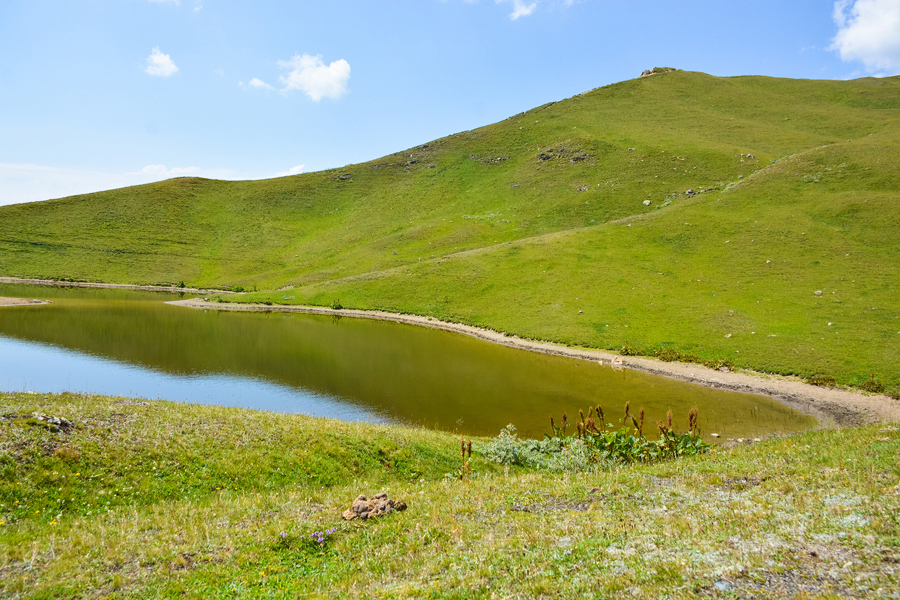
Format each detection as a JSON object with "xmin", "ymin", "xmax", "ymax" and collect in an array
[{"xmin": 0, "ymin": 283, "xmax": 818, "ymax": 438}]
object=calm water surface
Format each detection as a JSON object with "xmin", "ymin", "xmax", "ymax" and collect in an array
[{"xmin": 0, "ymin": 283, "xmax": 817, "ymax": 439}]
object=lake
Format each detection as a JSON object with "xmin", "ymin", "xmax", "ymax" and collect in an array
[{"xmin": 0, "ymin": 283, "xmax": 817, "ymax": 439}]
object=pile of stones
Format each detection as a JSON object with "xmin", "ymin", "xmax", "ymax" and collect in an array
[{"xmin": 341, "ymin": 492, "xmax": 407, "ymax": 521}]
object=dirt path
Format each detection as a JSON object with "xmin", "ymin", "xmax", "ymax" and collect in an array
[
  {"xmin": 0, "ymin": 277, "xmax": 231, "ymax": 295},
  {"xmin": 168, "ymin": 298, "xmax": 900, "ymax": 428},
  {"xmin": 0, "ymin": 297, "xmax": 49, "ymax": 307}
]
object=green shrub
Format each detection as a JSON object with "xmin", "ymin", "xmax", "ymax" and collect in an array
[
  {"xmin": 232, "ymin": 285, "xmax": 245, "ymax": 293},
  {"xmin": 860, "ymin": 374, "xmax": 885, "ymax": 394},
  {"xmin": 807, "ymin": 373, "xmax": 837, "ymax": 387},
  {"xmin": 483, "ymin": 404, "xmax": 710, "ymax": 472},
  {"xmin": 620, "ymin": 342, "xmax": 640, "ymax": 356}
]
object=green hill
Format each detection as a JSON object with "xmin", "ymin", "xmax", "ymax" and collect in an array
[{"xmin": 1, "ymin": 70, "xmax": 899, "ymax": 392}]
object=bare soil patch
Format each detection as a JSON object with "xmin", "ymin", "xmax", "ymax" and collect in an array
[{"xmin": 0, "ymin": 296, "xmax": 49, "ymax": 307}]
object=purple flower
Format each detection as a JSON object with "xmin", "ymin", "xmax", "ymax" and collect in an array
[{"xmin": 280, "ymin": 531, "xmax": 287, "ymax": 539}]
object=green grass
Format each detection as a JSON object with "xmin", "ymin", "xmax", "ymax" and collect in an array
[
  {"xmin": 3, "ymin": 391, "xmax": 899, "ymax": 598},
  {"xmin": 1, "ymin": 70, "xmax": 899, "ymax": 388}
]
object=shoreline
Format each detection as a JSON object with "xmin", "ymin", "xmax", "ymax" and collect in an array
[
  {"xmin": 0, "ymin": 276, "xmax": 231, "ymax": 295},
  {"xmin": 168, "ymin": 298, "xmax": 900, "ymax": 428}
]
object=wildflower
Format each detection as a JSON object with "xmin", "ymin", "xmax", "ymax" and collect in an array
[
  {"xmin": 50, "ymin": 520, "xmax": 57, "ymax": 525},
  {"xmin": 280, "ymin": 531, "xmax": 287, "ymax": 539}
]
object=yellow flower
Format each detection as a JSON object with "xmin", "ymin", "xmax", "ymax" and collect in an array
[
  {"xmin": 75, "ymin": 472, "xmax": 80, "ymax": 476},
  {"xmin": 50, "ymin": 520, "xmax": 57, "ymax": 525},
  {"xmin": 35, "ymin": 510, "xmax": 40, "ymax": 514},
  {"xmin": 260, "ymin": 571, "xmax": 265, "ymax": 577}
]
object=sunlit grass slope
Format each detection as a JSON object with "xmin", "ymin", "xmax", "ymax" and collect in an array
[
  {"xmin": 271, "ymin": 125, "xmax": 900, "ymax": 391},
  {"xmin": 1, "ymin": 70, "xmax": 898, "ymax": 391},
  {"xmin": 2, "ymin": 392, "xmax": 899, "ymax": 598}
]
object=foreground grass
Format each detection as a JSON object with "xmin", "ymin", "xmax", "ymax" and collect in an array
[{"xmin": 2, "ymin": 392, "xmax": 898, "ymax": 598}]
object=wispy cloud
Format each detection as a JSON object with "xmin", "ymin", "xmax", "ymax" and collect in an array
[
  {"xmin": 498, "ymin": 0, "xmax": 538, "ymax": 19},
  {"xmin": 145, "ymin": 47, "xmax": 179, "ymax": 77},
  {"xmin": 245, "ymin": 77, "xmax": 274, "ymax": 90},
  {"xmin": 831, "ymin": 0, "xmax": 900, "ymax": 74},
  {"xmin": 275, "ymin": 164, "xmax": 305, "ymax": 177},
  {"xmin": 277, "ymin": 54, "xmax": 351, "ymax": 101}
]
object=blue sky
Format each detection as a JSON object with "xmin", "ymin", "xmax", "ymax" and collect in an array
[{"xmin": 1, "ymin": 0, "xmax": 899, "ymax": 205}]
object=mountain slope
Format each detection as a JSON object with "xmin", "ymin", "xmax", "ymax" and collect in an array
[{"xmin": 1, "ymin": 70, "xmax": 899, "ymax": 392}]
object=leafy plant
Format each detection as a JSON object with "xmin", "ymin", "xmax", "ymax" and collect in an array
[
  {"xmin": 860, "ymin": 374, "xmax": 885, "ymax": 394},
  {"xmin": 232, "ymin": 286, "xmax": 245, "ymax": 293},
  {"xmin": 807, "ymin": 373, "xmax": 837, "ymax": 387},
  {"xmin": 484, "ymin": 404, "xmax": 710, "ymax": 471}
]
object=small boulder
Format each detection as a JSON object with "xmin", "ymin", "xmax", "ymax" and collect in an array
[
  {"xmin": 642, "ymin": 200, "xmax": 651, "ymax": 206},
  {"xmin": 342, "ymin": 492, "xmax": 407, "ymax": 521}
]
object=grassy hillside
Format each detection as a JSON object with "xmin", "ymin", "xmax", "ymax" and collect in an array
[
  {"xmin": 1, "ymin": 70, "xmax": 899, "ymax": 392},
  {"xmin": 2, "ymin": 392, "xmax": 899, "ymax": 598}
]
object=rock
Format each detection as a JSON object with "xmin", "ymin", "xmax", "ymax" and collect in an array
[
  {"xmin": 719, "ymin": 366, "xmax": 730, "ymax": 372},
  {"xmin": 642, "ymin": 200, "xmax": 651, "ymax": 206},
  {"xmin": 714, "ymin": 581, "xmax": 733, "ymax": 592},
  {"xmin": 815, "ymin": 290, "xmax": 823, "ymax": 296},
  {"xmin": 27, "ymin": 413, "xmax": 74, "ymax": 433},
  {"xmin": 747, "ymin": 154, "xmax": 754, "ymax": 159},
  {"xmin": 711, "ymin": 433, "xmax": 720, "ymax": 438},
  {"xmin": 342, "ymin": 493, "xmax": 407, "ymax": 520}
]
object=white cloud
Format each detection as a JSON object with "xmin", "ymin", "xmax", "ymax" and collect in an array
[
  {"xmin": 275, "ymin": 164, "xmax": 305, "ymax": 177},
  {"xmin": 497, "ymin": 0, "xmax": 538, "ymax": 19},
  {"xmin": 145, "ymin": 47, "xmax": 179, "ymax": 77},
  {"xmin": 248, "ymin": 77, "xmax": 274, "ymax": 90},
  {"xmin": 831, "ymin": 0, "xmax": 900, "ymax": 74},
  {"xmin": 278, "ymin": 54, "xmax": 351, "ymax": 101}
]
